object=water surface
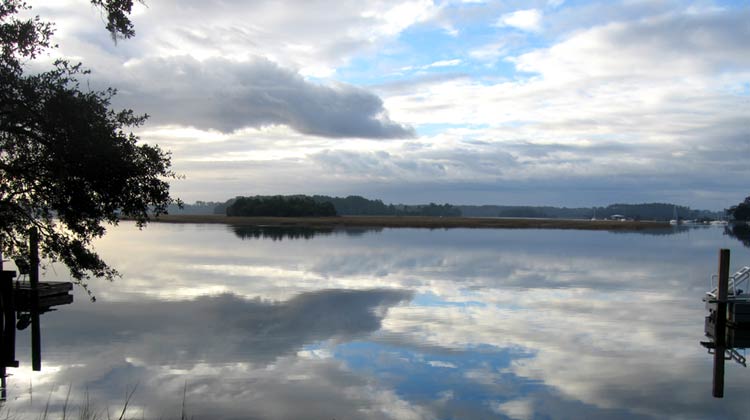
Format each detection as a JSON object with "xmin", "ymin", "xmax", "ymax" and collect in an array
[{"xmin": 5, "ymin": 223, "xmax": 750, "ymax": 419}]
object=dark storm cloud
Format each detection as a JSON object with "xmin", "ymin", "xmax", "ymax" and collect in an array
[{"xmin": 114, "ymin": 56, "xmax": 414, "ymax": 139}]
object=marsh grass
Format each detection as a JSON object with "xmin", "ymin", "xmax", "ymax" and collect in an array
[{"xmin": 0, "ymin": 383, "xmax": 190, "ymax": 420}]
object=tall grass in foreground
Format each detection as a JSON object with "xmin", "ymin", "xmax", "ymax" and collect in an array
[{"xmin": 0, "ymin": 382, "xmax": 192, "ymax": 420}]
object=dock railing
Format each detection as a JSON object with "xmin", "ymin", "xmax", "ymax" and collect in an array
[{"xmin": 708, "ymin": 266, "xmax": 750, "ymax": 300}]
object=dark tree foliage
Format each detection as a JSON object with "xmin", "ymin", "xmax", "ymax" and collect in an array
[
  {"xmin": 724, "ymin": 224, "xmax": 750, "ymax": 248},
  {"xmin": 0, "ymin": 0, "xmax": 177, "ymax": 285},
  {"xmin": 413, "ymin": 202, "xmax": 461, "ymax": 217},
  {"xmin": 310, "ymin": 195, "xmax": 462, "ymax": 217},
  {"xmin": 213, "ymin": 197, "xmax": 236, "ymax": 215},
  {"xmin": 312, "ymin": 195, "xmax": 392, "ymax": 215},
  {"xmin": 232, "ymin": 225, "xmax": 336, "ymax": 241},
  {"xmin": 459, "ymin": 203, "xmax": 720, "ymax": 220},
  {"xmin": 89, "ymin": 0, "xmax": 141, "ymax": 40},
  {"xmin": 227, "ymin": 196, "xmax": 337, "ymax": 217},
  {"xmin": 727, "ymin": 197, "xmax": 750, "ymax": 221}
]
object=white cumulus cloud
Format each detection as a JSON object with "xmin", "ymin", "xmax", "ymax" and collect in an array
[{"xmin": 496, "ymin": 9, "xmax": 543, "ymax": 32}]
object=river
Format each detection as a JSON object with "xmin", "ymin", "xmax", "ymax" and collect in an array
[{"xmin": 4, "ymin": 223, "xmax": 749, "ymax": 419}]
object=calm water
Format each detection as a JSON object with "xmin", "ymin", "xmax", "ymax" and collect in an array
[{"xmin": 4, "ymin": 223, "xmax": 750, "ymax": 419}]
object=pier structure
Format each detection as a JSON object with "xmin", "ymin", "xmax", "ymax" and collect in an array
[
  {"xmin": 0, "ymin": 228, "xmax": 74, "ymax": 400},
  {"xmin": 702, "ymin": 249, "xmax": 750, "ymax": 398}
]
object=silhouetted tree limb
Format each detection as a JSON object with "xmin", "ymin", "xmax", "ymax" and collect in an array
[{"xmin": 1, "ymin": 0, "xmax": 178, "ymax": 285}]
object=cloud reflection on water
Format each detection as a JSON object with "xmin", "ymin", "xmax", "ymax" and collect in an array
[
  {"xmin": 16, "ymin": 223, "xmax": 750, "ymax": 419},
  {"xmin": 11, "ymin": 288, "xmax": 415, "ymax": 419}
]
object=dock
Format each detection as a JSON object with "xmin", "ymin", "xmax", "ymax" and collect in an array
[
  {"xmin": 12, "ymin": 281, "xmax": 74, "ymax": 312},
  {"xmin": 702, "ymin": 249, "xmax": 750, "ymax": 398},
  {"xmin": 704, "ymin": 265, "xmax": 750, "ymax": 326},
  {"xmin": 0, "ymin": 227, "xmax": 74, "ymax": 400}
]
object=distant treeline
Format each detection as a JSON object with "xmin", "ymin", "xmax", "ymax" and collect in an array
[
  {"xmin": 312, "ymin": 195, "xmax": 461, "ymax": 217},
  {"xmin": 459, "ymin": 203, "xmax": 721, "ymax": 221},
  {"xmin": 226, "ymin": 196, "xmax": 336, "ymax": 217},
  {"xmin": 168, "ymin": 195, "xmax": 462, "ymax": 217},
  {"xmin": 167, "ymin": 196, "xmax": 721, "ymax": 220}
]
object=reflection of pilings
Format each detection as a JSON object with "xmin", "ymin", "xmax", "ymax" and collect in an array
[
  {"xmin": 29, "ymin": 228, "xmax": 41, "ymax": 372},
  {"xmin": 0, "ymin": 239, "xmax": 19, "ymax": 401},
  {"xmin": 0, "ymin": 272, "xmax": 16, "ymax": 366},
  {"xmin": 713, "ymin": 248, "xmax": 730, "ymax": 398},
  {"xmin": 0, "ymin": 271, "xmax": 12, "ymax": 402},
  {"xmin": 0, "ymin": 242, "xmax": 3, "ymax": 402}
]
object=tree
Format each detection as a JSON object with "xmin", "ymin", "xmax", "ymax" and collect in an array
[
  {"xmin": 0, "ymin": 0, "xmax": 178, "ymax": 287},
  {"xmin": 727, "ymin": 196, "xmax": 750, "ymax": 221},
  {"xmin": 226, "ymin": 196, "xmax": 337, "ymax": 217}
]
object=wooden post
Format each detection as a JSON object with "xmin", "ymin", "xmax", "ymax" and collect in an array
[
  {"xmin": 0, "ymin": 239, "xmax": 9, "ymax": 401},
  {"xmin": 29, "ymin": 228, "xmax": 39, "ymax": 289},
  {"xmin": 29, "ymin": 228, "xmax": 41, "ymax": 371},
  {"xmin": 0, "ymin": 271, "xmax": 16, "ymax": 367},
  {"xmin": 713, "ymin": 248, "xmax": 730, "ymax": 398},
  {"xmin": 0, "ymin": 239, "xmax": 4, "ymax": 401}
]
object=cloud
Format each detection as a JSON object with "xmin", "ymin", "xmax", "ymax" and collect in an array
[
  {"xmin": 111, "ymin": 56, "xmax": 413, "ymax": 138},
  {"xmin": 43, "ymin": 0, "xmax": 442, "ymax": 77},
  {"xmin": 490, "ymin": 398, "xmax": 534, "ymax": 420},
  {"xmin": 374, "ymin": 7, "xmax": 750, "ymax": 208},
  {"xmin": 7, "ymin": 288, "xmax": 423, "ymax": 419},
  {"xmin": 310, "ymin": 149, "xmax": 453, "ymax": 181},
  {"xmin": 512, "ymin": 9, "xmax": 750, "ymax": 82},
  {"xmin": 41, "ymin": 289, "xmax": 414, "ymax": 366},
  {"xmin": 425, "ymin": 59, "xmax": 462, "ymax": 68},
  {"xmin": 496, "ymin": 9, "xmax": 543, "ymax": 32},
  {"xmin": 468, "ymin": 41, "xmax": 508, "ymax": 62},
  {"xmin": 34, "ymin": 0, "xmax": 750, "ymax": 207},
  {"xmin": 13, "ymin": 358, "xmax": 428, "ymax": 420}
]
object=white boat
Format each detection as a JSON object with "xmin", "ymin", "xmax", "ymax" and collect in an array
[{"xmin": 669, "ymin": 205, "xmax": 679, "ymax": 225}]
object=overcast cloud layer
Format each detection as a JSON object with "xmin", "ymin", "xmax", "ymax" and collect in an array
[{"xmin": 33, "ymin": 0, "xmax": 750, "ymax": 208}]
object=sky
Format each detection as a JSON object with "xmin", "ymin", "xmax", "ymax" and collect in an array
[{"xmin": 30, "ymin": 0, "xmax": 750, "ymax": 209}]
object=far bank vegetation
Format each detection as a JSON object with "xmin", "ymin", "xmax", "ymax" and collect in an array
[
  {"xmin": 219, "ymin": 195, "xmax": 462, "ymax": 218},
  {"xmin": 226, "ymin": 196, "xmax": 337, "ymax": 217},
  {"xmin": 169, "ymin": 195, "xmax": 722, "ymax": 221}
]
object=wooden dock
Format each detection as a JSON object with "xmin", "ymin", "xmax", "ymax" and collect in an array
[
  {"xmin": 12, "ymin": 281, "xmax": 73, "ymax": 312},
  {"xmin": 705, "ymin": 298, "xmax": 750, "ymax": 327},
  {"xmin": 701, "ymin": 249, "xmax": 750, "ymax": 398},
  {"xmin": 0, "ymin": 228, "xmax": 75, "ymax": 401}
]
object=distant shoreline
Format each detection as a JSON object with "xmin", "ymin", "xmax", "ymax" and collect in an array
[{"xmin": 143, "ymin": 214, "xmax": 671, "ymax": 231}]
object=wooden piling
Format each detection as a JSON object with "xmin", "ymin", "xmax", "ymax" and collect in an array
[
  {"xmin": 29, "ymin": 228, "xmax": 39, "ymax": 290},
  {"xmin": 29, "ymin": 228, "xmax": 41, "ymax": 372},
  {"xmin": 0, "ymin": 236, "xmax": 19, "ymax": 371},
  {"xmin": 713, "ymin": 248, "xmax": 731, "ymax": 398},
  {"xmin": 0, "ymin": 238, "xmax": 3, "ymax": 401},
  {"xmin": 0, "ymin": 271, "xmax": 16, "ymax": 367}
]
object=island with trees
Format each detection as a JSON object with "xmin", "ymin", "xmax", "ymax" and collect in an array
[{"xmin": 227, "ymin": 196, "xmax": 337, "ymax": 217}]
